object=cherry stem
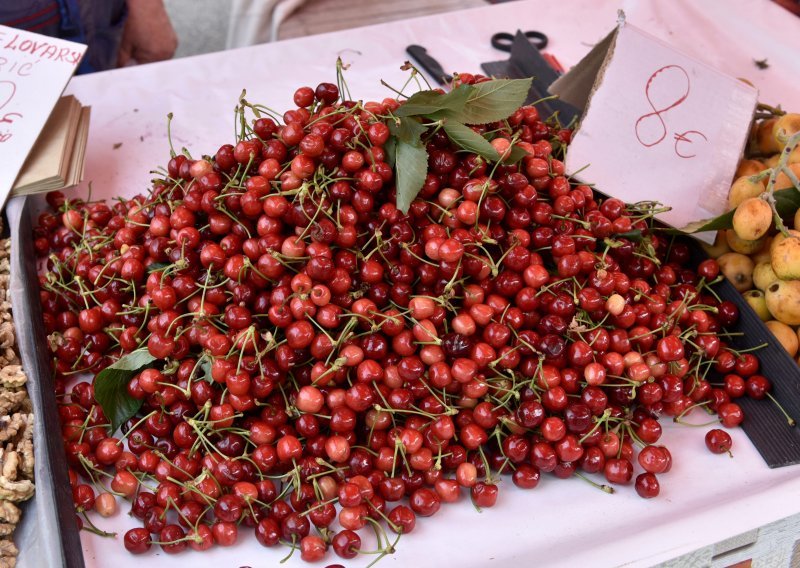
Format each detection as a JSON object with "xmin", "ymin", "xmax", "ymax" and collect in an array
[
  {"xmin": 80, "ymin": 511, "xmax": 116, "ymax": 538},
  {"xmin": 574, "ymin": 472, "xmax": 615, "ymax": 494},
  {"xmin": 364, "ymin": 526, "xmax": 401, "ymax": 568},
  {"xmin": 763, "ymin": 131, "xmax": 800, "ymax": 237},
  {"xmin": 765, "ymin": 392, "xmax": 797, "ymax": 427}
]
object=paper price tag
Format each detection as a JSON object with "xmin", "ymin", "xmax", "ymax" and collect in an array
[
  {"xmin": 551, "ymin": 20, "xmax": 758, "ymax": 242},
  {"xmin": 0, "ymin": 25, "xmax": 86, "ymax": 209}
]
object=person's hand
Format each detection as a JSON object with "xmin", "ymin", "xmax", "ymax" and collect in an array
[{"xmin": 117, "ymin": 0, "xmax": 178, "ymax": 66}]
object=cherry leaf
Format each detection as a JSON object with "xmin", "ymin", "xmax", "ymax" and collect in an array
[
  {"xmin": 198, "ymin": 355, "xmax": 213, "ymax": 383},
  {"xmin": 146, "ymin": 262, "xmax": 169, "ymax": 273},
  {"xmin": 442, "ymin": 120, "xmax": 500, "ymax": 162},
  {"xmin": 384, "ymin": 136, "xmax": 396, "ymax": 168},
  {"xmin": 395, "ymin": 139, "xmax": 428, "ymax": 214},
  {"xmin": 504, "ymin": 144, "xmax": 531, "ymax": 164},
  {"xmin": 389, "ymin": 116, "xmax": 428, "ymax": 146},
  {"xmin": 394, "ymin": 85, "xmax": 472, "ymax": 118},
  {"xmin": 448, "ymin": 78, "xmax": 533, "ymax": 124},
  {"xmin": 94, "ymin": 349, "xmax": 157, "ymax": 435}
]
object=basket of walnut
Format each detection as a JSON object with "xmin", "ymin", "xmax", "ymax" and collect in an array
[{"xmin": 0, "ymin": 228, "xmax": 35, "ymax": 568}]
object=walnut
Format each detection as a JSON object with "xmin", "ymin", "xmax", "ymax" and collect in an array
[
  {"xmin": 0, "ymin": 414, "xmax": 30, "ymax": 446},
  {"xmin": 0, "ymin": 325, "xmax": 13, "ymax": 350},
  {"xmin": 0, "ymin": 476, "xmax": 33, "ymax": 502},
  {"xmin": 0, "ymin": 450, "xmax": 18, "ymax": 482},
  {"xmin": 0, "ymin": 503, "xmax": 19, "ymax": 525},
  {"xmin": 0, "ymin": 394, "xmax": 25, "ymax": 417},
  {"xmin": 0, "ymin": 367, "xmax": 24, "ymax": 390},
  {"xmin": 15, "ymin": 440, "xmax": 31, "ymax": 481},
  {"xmin": 0, "ymin": 349, "xmax": 19, "ymax": 368},
  {"xmin": 16, "ymin": 416, "xmax": 30, "ymax": 443},
  {"xmin": 0, "ymin": 539, "xmax": 18, "ymax": 565},
  {"xmin": 0, "ymin": 526, "xmax": 13, "ymax": 539}
]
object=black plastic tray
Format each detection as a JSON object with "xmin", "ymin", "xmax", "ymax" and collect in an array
[
  {"xmin": 687, "ymin": 239, "xmax": 800, "ymax": 467},
  {"xmin": 482, "ymin": 36, "xmax": 800, "ymax": 468}
]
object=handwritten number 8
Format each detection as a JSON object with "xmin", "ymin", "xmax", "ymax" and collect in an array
[{"xmin": 634, "ymin": 66, "xmax": 706, "ymax": 159}]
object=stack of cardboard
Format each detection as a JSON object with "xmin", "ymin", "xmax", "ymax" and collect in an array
[{"xmin": 11, "ymin": 95, "xmax": 90, "ymax": 196}]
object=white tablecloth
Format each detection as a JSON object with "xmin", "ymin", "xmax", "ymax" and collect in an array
[{"xmin": 59, "ymin": 1, "xmax": 800, "ymax": 566}]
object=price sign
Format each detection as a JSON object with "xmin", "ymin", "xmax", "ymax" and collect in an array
[
  {"xmin": 550, "ymin": 19, "xmax": 758, "ymax": 242},
  {"xmin": 0, "ymin": 25, "xmax": 85, "ymax": 208}
]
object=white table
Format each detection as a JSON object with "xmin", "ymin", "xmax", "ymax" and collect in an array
[{"xmin": 54, "ymin": 1, "xmax": 800, "ymax": 566}]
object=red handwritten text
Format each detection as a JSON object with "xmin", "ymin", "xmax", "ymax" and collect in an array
[
  {"xmin": 634, "ymin": 65, "xmax": 706, "ymax": 159},
  {"xmin": 0, "ymin": 57, "xmax": 33, "ymax": 77},
  {"xmin": 1, "ymin": 32, "xmax": 81, "ymax": 65},
  {"xmin": 0, "ymin": 80, "xmax": 18, "ymax": 143},
  {"xmin": 674, "ymin": 130, "xmax": 708, "ymax": 159}
]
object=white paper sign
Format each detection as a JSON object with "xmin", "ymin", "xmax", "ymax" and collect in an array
[
  {"xmin": 551, "ymin": 21, "xmax": 758, "ymax": 240},
  {"xmin": 0, "ymin": 25, "xmax": 86, "ymax": 208}
]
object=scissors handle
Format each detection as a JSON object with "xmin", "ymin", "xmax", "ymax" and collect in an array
[{"xmin": 491, "ymin": 30, "xmax": 548, "ymax": 52}]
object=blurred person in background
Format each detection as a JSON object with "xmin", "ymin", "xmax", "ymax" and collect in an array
[
  {"xmin": 0, "ymin": 0, "xmax": 178, "ymax": 72},
  {"xmin": 774, "ymin": 0, "xmax": 800, "ymax": 15}
]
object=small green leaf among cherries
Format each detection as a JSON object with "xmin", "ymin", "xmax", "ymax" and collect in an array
[{"xmin": 92, "ymin": 349, "xmax": 157, "ymax": 434}]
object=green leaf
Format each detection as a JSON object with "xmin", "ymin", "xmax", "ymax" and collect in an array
[
  {"xmin": 449, "ymin": 78, "xmax": 533, "ymax": 125},
  {"xmin": 94, "ymin": 349, "xmax": 157, "ymax": 434},
  {"xmin": 389, "ymin": 116, "xmax": 428, "ymax": 146},
  {"xmin": 615, "ymin": 229, "xmax": 645, "ymax": 242},
  {"xmin": 504, "ymin": 144, "xmax": 530, "ymax": 164},
  {"xmin": 384, "ymin": 136, "xmax": 396, "ymax": 168},
  {"xmin": 442, "ymin": 120, "xmax": 500, "ymax": 161},
  {"xmin": 681, "ymin": 210, "xmax": 735, "ymax": 234},
  {"xmin": 198, "ymin": 355, "xmax": 213, "ymax": 383},
  {"xmin": 774, "ymin": 188, "xmax": 800, "ymax": 217},
  {"xmin": 394, "ymin": 85, "xmax": 472, "ymax": 118},
  {"xmin": 395, "ymin": 139, "xmax": 429, "ymax": 214},
  {"xmin": 683, "ymin": 188, "xmax": 800, "ymax": 233},
  {"xmin": 146, "ymin": 262, "xmax": 169, "ymax": 273}
]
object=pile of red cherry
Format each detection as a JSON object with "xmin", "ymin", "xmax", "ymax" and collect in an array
[{"xmin": 34, "ymin": 76, "xmax": 773, "ymax": 562}]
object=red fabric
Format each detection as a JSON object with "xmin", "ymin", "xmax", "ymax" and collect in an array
[
  {"xmin": 27, "ymin": 12, "xmax": 60, "ymax": 31},
  {"xmin": 3, "ymin": 2, "xmax": 57, "ymax": 27}
]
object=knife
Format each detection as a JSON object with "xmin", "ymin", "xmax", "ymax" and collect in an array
[{"xmin": 406, "ymin": 45, "xmax": 452, "ymax": 86}]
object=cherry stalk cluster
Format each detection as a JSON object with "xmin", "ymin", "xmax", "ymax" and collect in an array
[{"xmin": 33, "ymin": 73, "xmax": 775, "ymax": 562}]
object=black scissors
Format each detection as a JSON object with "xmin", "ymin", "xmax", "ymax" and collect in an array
[{"xmin": 491, "ymin": 30, "xmax": 548, "ymax": 52}]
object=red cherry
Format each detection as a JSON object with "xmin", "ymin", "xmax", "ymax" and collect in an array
[{"xmin": 705, "ymin": 429, "xmax": 733, "ymax": 454}]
